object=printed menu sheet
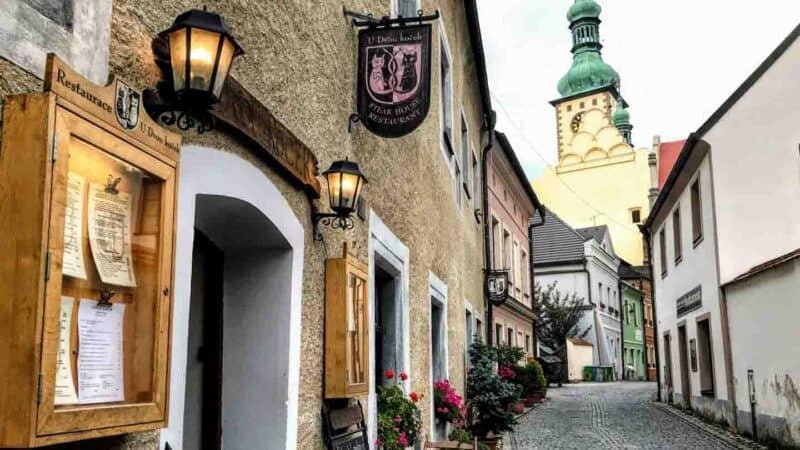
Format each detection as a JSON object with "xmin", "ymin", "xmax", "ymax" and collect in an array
[
  {"xmin": 54, "ymin": 296, "xmax": 78, "ymax": 405},
  {"xmin": 77, "ymin": 299, "xmax": 125, "ymax": 404},
  {"xmin": 62, "ymin": 173, "xmax": 87, "ymax": 279},
  {"xmin": 87, "ymin": 182, "xmax": 137, "ymax": 287}
]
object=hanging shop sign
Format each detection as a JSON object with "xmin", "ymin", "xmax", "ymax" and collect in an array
[
  {"xmin": 356, "ymin": 24, "xmax": 432, "ymax": 138},
  {"xmin": 486, "ymin": 269, "xmax": 510, "ymax": 306}
]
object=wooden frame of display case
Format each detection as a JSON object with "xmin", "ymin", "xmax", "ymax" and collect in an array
[
  {"xmin": 325, "ymin": 243, "xmax": 369, "ymax": 399},
  {"xmin": 0, "ymin": 54, "xmax": 180, "ymax": 447}
]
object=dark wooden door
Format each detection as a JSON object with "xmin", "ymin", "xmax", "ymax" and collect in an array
[
  {"xmin": 678, "ymin": 325, "xmax": 692, "ymax": 409},
  {"xmin": 193, "ymin": 231, "xmax": 224, "ymax": 450}
]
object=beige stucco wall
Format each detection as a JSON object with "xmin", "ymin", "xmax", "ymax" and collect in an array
[{"xmin": 0, "ymin": 1, "xmax": 489, "ymax": 449}]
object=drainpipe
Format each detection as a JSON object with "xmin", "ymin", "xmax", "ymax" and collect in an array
[
  {"xmin": 619, "ymin": 279, "xmax": 625, "ymax": 381},
  {"xmin": 481, "ymin": 111, "xmax": 497, "ymax": 345},
  {"xmin": 528, "ymin": 205, "xmax": 546, "ymax": 355},
  {"xmin": 642, "ymin": 227, "xmax": 662, "ymax": 402}
]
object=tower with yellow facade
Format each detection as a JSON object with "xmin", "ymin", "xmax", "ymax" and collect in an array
[{"xmin": 532, "ymin": 0, "xmax": 652, "ymax": 265}]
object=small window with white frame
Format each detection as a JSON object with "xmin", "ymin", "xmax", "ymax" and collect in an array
[
  {"xmin": 392, "ymin": 0, "xmax": 421, "ymax": 18},
  {"xmin": 461, "ymin": 112, "xmax": 472, "ymax": 200},
  {"xmin": 471, "ymin": 148, "xmax": 480, "ymax": 209},
  {"xmin": 439, "ymin": 20, "xmax": 454, "ymax": 160}
]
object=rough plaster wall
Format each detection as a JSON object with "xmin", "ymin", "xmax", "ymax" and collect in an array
[{"xmin": 0, "ymin": 0, "xmax": 488, "ymax": 449}]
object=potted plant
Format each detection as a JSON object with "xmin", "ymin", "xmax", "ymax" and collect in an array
[
  {"xmin": 512, "ymin": 364, "xmax": 536, "ymax": 407},
  {"xmin": 433, "ymin": 379, "xmax": 464, "ymax": 424},
  {"xmin": 466, "ymin": 339, "xmax": 522, "ymax": 449},
  {"xmin": 376, "ymin": 370, "xmax": 422, "ymax": 450},
  {"xmin": 529, "ymin": 360, "xmax": 548, "ymax": 401}
]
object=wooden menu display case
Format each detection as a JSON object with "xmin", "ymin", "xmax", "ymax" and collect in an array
[
  {"xmin": 0, "ymin": 55, "xmax": 181, "ymax": 447},
  {"xmin": 325, "ymin": 243, "xmax": 369, "ymax": 399}
]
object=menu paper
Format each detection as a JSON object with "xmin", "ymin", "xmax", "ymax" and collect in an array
[
  {"xmin": 54, "ymin": 296, "xmax": 78, "ymax": 405},
  {"xmin": 87, "ymin": 182, "xmax": 137, "ymax": 287},
  {"xmin": 62, "ymin": 173, "xmax": 87, "ymax": 279},
  {"xmin": 77, "ymin": 299, "xmax": 125, "ymax": 404}
]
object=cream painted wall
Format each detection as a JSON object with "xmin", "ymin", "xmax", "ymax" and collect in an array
[
  {"xmin": 705, "ymin": 37, "xmax": 800, "ymax": 284},
  {"xmin": 567, "ymin": 340, "xmax": 594, "ymax": 381},
  {"xmin": 726, "ymin": 258, "xmax": 800, "ymax": 446}
]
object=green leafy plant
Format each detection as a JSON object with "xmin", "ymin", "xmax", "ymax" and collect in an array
[
  {"xmin": 529, "ymin": 360, "xmax": 548, "ymax": 391},
  {"xmin": 466, "ymin": 338, "xmax": 522, "ymax": 439},
  {"xmin": 376, "ymin": 371, "xmax": 422, "ymax": 450},
  {"xmin": 512, "ymin": 364, "xmax": 536, "ymax": 396}
]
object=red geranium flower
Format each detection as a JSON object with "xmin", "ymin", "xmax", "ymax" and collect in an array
[
  {"xmin": 400, "ymin": 372, "xmax": 408, "ymax": 381},
  {"xmin": 409, "ymin": 392, "xmax": 419, "ymax": 402},
  {"xmin": 385, "ymin": 370, "xmax": 394, "ymax": 379}
]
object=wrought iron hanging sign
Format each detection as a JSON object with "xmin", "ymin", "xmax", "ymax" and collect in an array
[
  {"xmin": 486, "ymin": 269, "xmax": 510, "ymax": 306},
  {"xmin": 355, "ymin": 21, "xmax": 432, "ymax": 138}
]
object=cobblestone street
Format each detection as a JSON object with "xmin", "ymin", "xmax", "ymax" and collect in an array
[{"xmin": 507, "ymin": 382, "xmax": 759, "ymax": 449}]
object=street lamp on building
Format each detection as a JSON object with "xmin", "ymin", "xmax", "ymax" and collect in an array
[
  {"xmin": 312, "ymin": 158, "xmax": 368, "ymax": 241},
  {"xmin": 145, "ymin": 8, "xmax": 243, "ymax": 132}
]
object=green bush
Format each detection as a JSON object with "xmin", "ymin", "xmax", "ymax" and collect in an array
[
  {"xmin": 466, "ymin": 339, "xmax": 522, "ymax": 439},
  {"xmin": 528, "ymin": 360, "xmax": 548, "ymax": 390},
  {"xmin": 512, "ymin": 364, "xmax": 536, "ymax": 396}
]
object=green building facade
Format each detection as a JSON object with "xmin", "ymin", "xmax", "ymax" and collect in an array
[{"xmin": 621, "ymin": 282, "xmax": 646, "ymax": 380}]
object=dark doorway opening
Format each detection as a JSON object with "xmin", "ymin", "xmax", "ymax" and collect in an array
[
  {"xmin": 664, "ymin": 333, "xmax": 674, "ymax": 404},
  {"xmin": 678, "ymin": 325, "xmax": 692, "ymax": 408},
  {"xmin": 374, "ymin": 264, "xmax": 398, "ymax": 387},
  {"xmin": 185, "ymin": 230, "xmax": 224, "ymax": 450},
  {"xmin": 697, "ymin": 319, "xmax": 715, "ymax": 397}
]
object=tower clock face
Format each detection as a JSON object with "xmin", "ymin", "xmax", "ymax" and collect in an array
[{"xmin": 571, "ymin": 113, "xmax": 583, "ymax": 133}]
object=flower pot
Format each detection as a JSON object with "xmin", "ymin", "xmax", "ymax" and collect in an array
[
  {"xmin": 537, "ymin": 388, "xmax": 548, "ymax": 399},
  {"xmin": 511, "ymin": 400, "xmax": 525, "ymax": 414},
  {"xmin": 481, "ymin": 436, "xmax": 502, "ymax": 450},
  {"xmin": 523, "ymin": 396, "xmax": 536, "ymax": 407}
]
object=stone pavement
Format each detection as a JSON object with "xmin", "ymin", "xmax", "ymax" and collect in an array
[{"xmin": 506, "ymin": 382, "xmax": 762, "ymax": 449}]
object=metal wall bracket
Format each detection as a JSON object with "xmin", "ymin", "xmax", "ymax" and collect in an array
[{"xmin": 343, "ymin": 7, "xmax": 440, "ymax": 28}]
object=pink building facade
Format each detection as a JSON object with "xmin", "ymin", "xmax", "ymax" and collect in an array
[{"xmin": 488, "ymin": 132, "xmax": 541, "ymax": 357}]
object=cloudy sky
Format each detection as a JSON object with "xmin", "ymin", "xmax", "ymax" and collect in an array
[{"xmin": 477, "ymin": 0, "xmax": 800, "ymax": 178}]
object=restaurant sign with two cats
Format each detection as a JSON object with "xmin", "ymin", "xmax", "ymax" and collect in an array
[{"xmin": 356, "ymin": 24, "xmax": 431, "ymax": 138}]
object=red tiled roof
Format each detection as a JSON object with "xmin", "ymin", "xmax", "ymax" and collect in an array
[
  {"xmin": 658, "ymin": 140, "xmax": 686, "ymax": 189},
  {"xmin": 568, "ymin": 338, "xmax": 593, "ymax": 347}
]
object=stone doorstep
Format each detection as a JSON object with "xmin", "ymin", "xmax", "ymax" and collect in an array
[{"xmin": 652, "ymin": 402, "xmax": 767, "ymax": 450}]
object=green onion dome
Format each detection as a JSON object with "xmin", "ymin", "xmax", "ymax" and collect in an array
[
  {"xmin": 557, "ymin": 52, "xmax": 620, "ymax": 97},
  {"xmin": 567, "ymin": 0, "xmax": 602, "ymax": 22},
  {"xmin": 613, "ymin": 105, "xmax": 630, "ymax": 126}
]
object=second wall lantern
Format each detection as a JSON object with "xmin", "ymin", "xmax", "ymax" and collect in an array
[
  {"xmin": 312, "ymin": 159, "xmax": 367, "ymax": 241},
  {"xmin": 145, "ymin": 8, "xmax": 243, "ymax": 132}
]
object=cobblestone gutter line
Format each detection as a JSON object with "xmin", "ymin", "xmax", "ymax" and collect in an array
[{"xmin": 651, "ymin": 402, "xmax": 766, "ymax": 450}]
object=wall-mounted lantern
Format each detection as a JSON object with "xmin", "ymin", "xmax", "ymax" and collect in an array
[
  {"xmin": 312, "ymin": 159, "xmax": 367, "ymax": 241},
  {"xmin": 144, "ymin": 8, "xmax": 243, "ymax": 133}
]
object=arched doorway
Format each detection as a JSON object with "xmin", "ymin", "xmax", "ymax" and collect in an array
[{"xmin": 161, "ymin": 146, "xmax": 304, "ymax": 450}]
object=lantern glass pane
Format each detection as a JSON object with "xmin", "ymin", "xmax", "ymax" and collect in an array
[
  {"xmin": 327, "ymin": 172, "xmax": 342, "ymax": 210},
  {"xmin": 339, "ymin": 173, "xmax": 359, "ymax": 210},
  {"xmin": 168, "ymin": 28, "xmax": 187, "ymax": 92},
  {"xmin": 212, "ymin": 37, "xmax": 235, "ymax": 98},
  {"xmin": 188, "ymin": 28, "xmax": 221, "ymax": 92}
]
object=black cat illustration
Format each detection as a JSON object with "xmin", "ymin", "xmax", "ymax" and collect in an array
[{"xmin": 399, "ymin": 51, "xmax": 418, "ymax": 93}]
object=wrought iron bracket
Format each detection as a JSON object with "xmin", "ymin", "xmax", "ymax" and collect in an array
[
  {"xmin": 348, "ymin": 114, "xmax": 360, "ymax": 133},
  {"xmin": 311, "ymin": 205, "xmax": 355, "ymax": 242},
  {"xmin": 343, "ymin": 7, "xmax": 440, "ymax": 28}
]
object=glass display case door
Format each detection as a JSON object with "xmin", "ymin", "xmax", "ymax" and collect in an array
[{"xmin": 36, "ymin": 105, "xmax": 175, "ymax": 435}]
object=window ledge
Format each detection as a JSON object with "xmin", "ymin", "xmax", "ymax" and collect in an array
[
  {"xmin": 693, "ymin": 235, "xmax": 704, "ymax": 248},
  {"xmin": 675, "ymin": 255, "xmax": 683, "ymax": 266}
]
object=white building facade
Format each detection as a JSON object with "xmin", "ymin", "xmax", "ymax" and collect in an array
[
  {"xmin": 533, "ymin": 210, "xmax": 622, "ymax": 380},
  {"xmin": 646, "ymin": 24, "xmax": 800, "ymax": 446}
]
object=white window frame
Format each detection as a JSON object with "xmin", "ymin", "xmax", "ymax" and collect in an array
[
  {"xmin": 460, "ymin": 109, "xmax": 472, "ymax": 201},
  {"xmin": 428, "ymin": 272, "xmax": 449, "ymax": 439},
  {"xmin": 465, "ymin": 301, "xmax": 475, "ymax": 369},
  {"xmin": 391, "ymin": 0, "xmax": 421, "ymax": 18},
  {"xmin": 438, "ymin": 17, "xmax": 454, "ymax": 166},
  {"xmin": 471, "ymin": 146, "xmax": 480, "ymax": 210}
]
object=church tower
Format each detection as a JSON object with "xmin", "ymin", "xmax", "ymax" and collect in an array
[{"xmin": 532, "ymin": 0, "xmax": 652, "ymax": 265}]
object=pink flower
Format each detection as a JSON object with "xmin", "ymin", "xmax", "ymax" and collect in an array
[
  {"xmin": 399, "ymin": 431, "xmax": 409, "ymax": 446},
  {"xmin": 375, "ymin": 439, "xmax": 381, "ymax": 447},
  {"xmin": 394, "ymin": 415, "xmax": 402, "ymax": 423}
]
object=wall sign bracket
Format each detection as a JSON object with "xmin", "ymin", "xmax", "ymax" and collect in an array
[{"xmin": 342, "ymin": 7, "xmax": 440, "ymax": 28}]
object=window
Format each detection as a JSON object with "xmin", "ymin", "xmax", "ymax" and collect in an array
[
  {"xmin": 475, "ymin": 318, "xmax": 483, "ymax": 342},
  {"xmin": 598, "ymin": 282, "xmax": 604, "ymax": 307},
  {"xmin": 454, "ymin": 159, "xmax": 462, "ymax": 208},
  {"xmin": 491, "ymin": 216, "xmax": 501, "ymax": 267},
  {"xmin": 465, "ymin": 309, "xmax": 473, "ymax": 368},
  {"xmin": 521, "ymin": 250, "xmax": 529, "ymax": 301},
  {"xmin": 691, "ymin": 179, "xmax": 703, "ymax": 244},
  {"xmin": 525, "ymin": 335, "xmax": 531, "ymax": 354},
  {"xmin": 512, "ymin": 240, "xmax": 520, "ymax": 295},
  {"xmin": 607, "ymin": 287, "xmax": 611, "ymax": 309},
  {"xmin": 393, "ymin": 0, "xmax": 419, "ymax": 17},
  {"xmin": 439, "ymin": 27, "xmax": 453, "ymax": 158},
  {"xmin": 471, "ymin": 150, "xmax": 479, "ymax": 208},
  {"xmin": 503, "ymin": 228, "xmax": 512, "ymax": 274},
  {"xmin": 673, "ymin": 207, "xmax": 682, "ymax": 263},
  {"xmin": 659, "ymin": 228, "xmax": 667, "ymax": 277},
  {"xmin": 566, "ymin": 104, "xmax": 572, "ymax": 112},
  {"xmin": 461, "ymin": 113, "xmax": 471, "ymax": 199},
  {"xmin": 631, "ymin": 208, "xmax": 641, "ymax": 224},
  {"xmin": 592, "ymin": 98, "xmax": 598, "ymax": 106},
  {"xmin": 507, "ymin": 328, "xmax": 514, "ymax": 347},
  {"xmin": 495, "ymin": 324, "xmax": 503, "ymax": 346}
]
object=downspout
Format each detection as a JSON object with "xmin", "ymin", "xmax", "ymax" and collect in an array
[
  {"xmin": 619, "ymin": 279, "xmax": 625, "ymax": 381},
  {"xmin": 642, "ymin": 227, "xmax": 662, "ymax": 402},
  {"xmin": 528, "ymin": 205, "xmax": 546, "ymax": 355},
  {"xmin": 481, "ymin": 111, "xmax": 497, "ymax": 345}
]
